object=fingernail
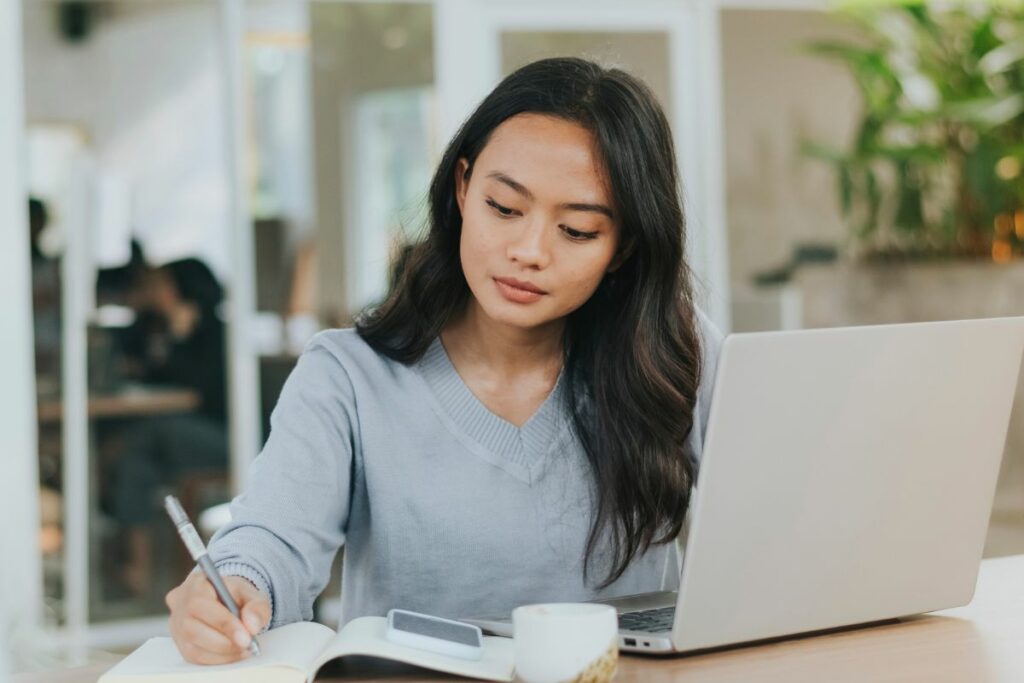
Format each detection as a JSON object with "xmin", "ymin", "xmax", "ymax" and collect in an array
[
  {"xmin": 244, "ymin": 615, "xmax": 260, "ymax": 632},
  {"xmin": 234, "ymin": 631, "xmax": 251, "ymax": 649}
]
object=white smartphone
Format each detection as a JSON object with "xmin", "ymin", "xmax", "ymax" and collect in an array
[{"xmin": 384, "ymin": 608, "xmax": 484, "ymax": 661}]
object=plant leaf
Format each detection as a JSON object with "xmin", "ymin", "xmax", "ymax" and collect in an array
[{"xmin": 942, "ymin": 93, "xmax": 1024, "ymax": 128}]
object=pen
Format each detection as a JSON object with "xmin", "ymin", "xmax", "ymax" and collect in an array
[{"xmin": 163, "ymin": 495, "xmax": 261, "ymax": 657}]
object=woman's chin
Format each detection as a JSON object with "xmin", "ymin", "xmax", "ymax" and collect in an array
[{"xmin": 476, "ymin": 297, "xmax": 560, "ymax": 332}]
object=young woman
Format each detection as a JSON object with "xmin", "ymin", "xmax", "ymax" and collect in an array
[{"xmin": 166, "ymin": 56, "xmax": 722, "ymax": 665}]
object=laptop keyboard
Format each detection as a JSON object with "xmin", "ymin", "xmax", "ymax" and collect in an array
[{"xmin": 617, "ymin": 606, "xmax": 675, "ymax": 633}]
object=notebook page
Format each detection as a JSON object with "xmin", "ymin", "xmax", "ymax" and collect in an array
[
  {"xmin": 99, "ymin": 621, "xmax": 335, "ymax": 683},
  {"xmin": 314, "ymin": 617, "xmax": 514, "ymax": 682}
]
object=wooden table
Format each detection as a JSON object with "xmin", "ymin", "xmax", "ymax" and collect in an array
[
  {"xmin": 17, "ymin": 554, "xmax": 1024, "ymax": 682},
  {"xmin": 36, "ymin": 385, "xmax": 201, "ymax": 423}
]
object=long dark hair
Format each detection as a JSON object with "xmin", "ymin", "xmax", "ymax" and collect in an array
[
  {"xmin": 162, "ymin": 258, "xmax": 223, "ymax": 313},
  {"xmin": 357, "ymin": 57, "xmax": 702, "ymax": 587}
]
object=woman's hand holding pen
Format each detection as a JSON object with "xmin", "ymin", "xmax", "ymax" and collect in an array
[{"xmin": 166, "ymin": 572, "xmax": 271, "ymax": 665}]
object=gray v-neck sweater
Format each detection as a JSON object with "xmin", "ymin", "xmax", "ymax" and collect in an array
[{"xmin": 209, "ymin": 315, "xmax": 722, "ymax": 628}]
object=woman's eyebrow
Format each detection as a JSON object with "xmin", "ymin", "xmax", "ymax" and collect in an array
[
  {"xmin": 486, "ymin": 171, "xmax": 534, "ymax": 200},
  {"xmin": 563, "ymin": 201, "xmax": 614, "ymax": 219},
  {"xmin": 485, "ymin": 171, "xmax": 614, "ymax": 219}
]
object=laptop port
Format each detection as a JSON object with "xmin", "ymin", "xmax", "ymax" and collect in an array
[{"xmin": 623, "ymin": 638, "xmax": 636, "ymax": 647}]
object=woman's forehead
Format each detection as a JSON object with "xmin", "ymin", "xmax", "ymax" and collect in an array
[{"xmin": 475, "ymin": 113, "xmax": 612, "ymax": 207}]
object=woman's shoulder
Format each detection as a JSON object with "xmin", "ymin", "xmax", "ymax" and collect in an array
[
  {"xmin": 296, "ymin": 327, "xmax": 410, "ymax": 388},
  {"xmin": 694, "ymin": 306, "xmax": 724, "ymax": 376},
  {"xmin": 302, "ymin": 327, "xmax": 391, "ymax": 364}
]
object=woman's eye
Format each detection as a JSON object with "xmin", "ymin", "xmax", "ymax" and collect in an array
[
  {"xmin": 486, "ymin": 198, "xmax": 517, "ymax": 217},
  {"xmin": 561, "ymin": 225, "xmax": 599, "ymax": 241},
  {"xmin": 484, "ymin": 197, "xmax": 597, "ymax": 240}
]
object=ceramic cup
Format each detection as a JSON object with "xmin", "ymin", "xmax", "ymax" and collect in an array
[{"xmin": 512, "ymin": 603, "xmax": 618, "ymax": 683}]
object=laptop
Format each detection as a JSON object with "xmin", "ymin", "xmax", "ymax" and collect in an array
[{"xmin": 465, "ymin": 317, "xmax": 1024, "ymax": 654}]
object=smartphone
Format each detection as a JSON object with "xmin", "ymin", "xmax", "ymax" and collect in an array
[{"xmin": 384, "ymin": 608, "xmax": 484, "ymax": 661}]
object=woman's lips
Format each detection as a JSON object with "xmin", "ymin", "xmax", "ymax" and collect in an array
[{"xmin": 494, "ymin": 277, "xmax": 546, "ymax": 304}]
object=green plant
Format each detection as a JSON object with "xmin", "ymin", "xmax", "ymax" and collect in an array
[{"xmin": 802, "ymin": 0, "xmax": 1024, "ymax": 261}]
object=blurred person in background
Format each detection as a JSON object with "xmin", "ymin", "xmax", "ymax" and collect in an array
[
  {"xmin": 96, "ymin": 238, "xmax": 148, "ymax": 309},
  {"xmin": 29, "ymin": 197, "xmax": 61, "ymax": 396},
  {"xmin": 111, "ymin": 257, "xmax": 228, "ymax": 596}
]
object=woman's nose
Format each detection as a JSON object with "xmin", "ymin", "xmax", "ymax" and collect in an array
[{"xmin": 506, "ymin": 219, "xmax": 551, "ymax": 269}]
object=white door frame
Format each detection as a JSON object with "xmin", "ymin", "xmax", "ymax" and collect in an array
[
  {"xmin": 435, "ymin": 0, "xmax": 731, "ymax": 329},
  {"xmin": 219, "ymin": 0, "xmax": 262, "ymax": 496},
  {"xmin": 0, "ymin": 0, "xmax": 44, "ymax": 670}
]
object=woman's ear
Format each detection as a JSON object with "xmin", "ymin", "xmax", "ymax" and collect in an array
[
  {"xmin": 454, "ymin": 158, "xmax": 471, "ymax": 216},
  {"xmin": 607, "ymin": 238, "xmax": 635, "ymax": 274}
]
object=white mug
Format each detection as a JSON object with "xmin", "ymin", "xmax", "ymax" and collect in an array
[{"xmin": 513, "ymin": 603, "xmax": 618, "ymax": 683}]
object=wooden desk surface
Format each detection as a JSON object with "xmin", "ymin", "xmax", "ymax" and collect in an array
[
  {"xmin": 36, "ymin": 386, "xmax": 201, "ymax": 423},
  {"xmin": 17, "ymin": 554, "xmax": 1024, "ymax": 683}
]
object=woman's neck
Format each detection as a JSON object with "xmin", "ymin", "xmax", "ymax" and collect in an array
[{"xmin": 441, "ymin": 299, "xmax": 563, "ymax": 382}]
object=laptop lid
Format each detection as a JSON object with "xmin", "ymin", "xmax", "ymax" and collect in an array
[{"xmin": 673, "ymin": 317, "xmax": 1024, "ymax": 652}]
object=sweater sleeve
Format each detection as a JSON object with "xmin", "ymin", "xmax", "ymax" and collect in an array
[{"xmin": 207, "ymin": 338, "xmax": 356, "ymax": 628}]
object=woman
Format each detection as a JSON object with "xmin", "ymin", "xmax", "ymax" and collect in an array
[{"xmin": 166, "ymin": 57, "xmax": 722, "ymax": 664}]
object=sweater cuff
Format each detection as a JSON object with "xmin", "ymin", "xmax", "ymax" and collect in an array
[{"xmin": 215, "ymin": 561, "xmax": 275, "ymax": 632}]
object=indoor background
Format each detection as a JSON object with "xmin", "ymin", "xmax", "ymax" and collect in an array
[{"xmin": 3, "ymin": 0, "xmax": 1023, "ymax": 674}]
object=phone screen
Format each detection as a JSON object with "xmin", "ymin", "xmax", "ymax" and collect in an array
[{"xmin": 391, "ymin": 611, "xmax": 481, "ymax": 646}]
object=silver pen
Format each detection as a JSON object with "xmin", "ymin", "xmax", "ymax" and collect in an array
[{"xmin": 164, "ymin": 495, "xmax": 261, "ymax": 657}]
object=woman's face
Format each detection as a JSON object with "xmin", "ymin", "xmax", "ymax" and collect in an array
[
  {"xmin": 141, "ymin": 268, "xmax": 182, "ymax": 316},
  {"xmin": 455, "ymin": 113, "xmax": 621, "ymax": 333}
]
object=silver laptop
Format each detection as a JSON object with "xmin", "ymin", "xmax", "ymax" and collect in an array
[{"xmin": 466, "ymin": 317, "xmax": 1024, "ymax": 654}]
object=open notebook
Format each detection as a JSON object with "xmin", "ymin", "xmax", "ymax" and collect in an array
[{"xmin": 98, "ymin": 617, "xmax": 515, "ymax": 683}]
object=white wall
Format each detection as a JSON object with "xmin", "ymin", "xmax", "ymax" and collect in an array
[
  {"xmin": 721, "ymin": 9, "xmax": 861, "ymax": 285},
  {"xmin": 1, "ymin": 0, "xmax": 43, "ymax": 674},
  {"xmin": 22, "ymin": 1, "xmax": 232, "ymax": 277}
]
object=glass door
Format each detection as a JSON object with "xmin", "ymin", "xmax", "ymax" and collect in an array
[{"xmin": 22, "ymin": 0, "xmax": 239, "ymax": 657}]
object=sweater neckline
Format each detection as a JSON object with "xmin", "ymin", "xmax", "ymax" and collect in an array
[{"xmin": 416, "ymin": 336, "xmax": 568, "ymax": 471}]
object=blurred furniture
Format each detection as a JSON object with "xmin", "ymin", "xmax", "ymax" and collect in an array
[
  {"xmin": 730, "ymin": 284, "xmax": 803, "ymax": 333},
  {"xmin": 18, "ymin": 554, "xmax": 1024, "ymax": 682},
  {"xmin": 37, "ymin": 385, "xmax": 200, "ymax": 423},
  {"xmin": 254, "ymin": 218, "xmax": 289, "ymax": 315},
  {"xmin": 36, "ymin": 384, "xmax": 204, "ymax": 621},
  {"xmin": 259, "ymin": 353, "xmax": 299, "ymax": 445}
]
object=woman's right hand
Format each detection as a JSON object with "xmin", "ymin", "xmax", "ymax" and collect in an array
[{"xmin": 166, "ymin": 571, "xmax": 271, "ymax": 665}]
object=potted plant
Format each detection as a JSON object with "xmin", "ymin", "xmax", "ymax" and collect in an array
[{"xmin": 802, "ymin": 0, "xmax": 1024, "ymax": 263}]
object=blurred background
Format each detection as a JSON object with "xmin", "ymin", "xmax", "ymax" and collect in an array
[{"xmin": 4, "ymin": 0, "xmax": 1024, "ymax": 672}]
